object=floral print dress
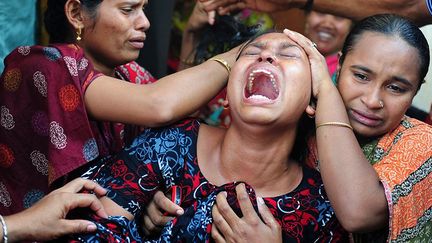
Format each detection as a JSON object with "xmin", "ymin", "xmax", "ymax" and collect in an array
[{"xmin": 73, "ymin": 119, "xmax": 348, "ymax": 242}]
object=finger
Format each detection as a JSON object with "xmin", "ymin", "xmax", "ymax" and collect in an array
[
  {"xmin": 56, "ymin": 178, "xmax": 107, "ymax": 197},
  {"xmin": 283, "ymin": 29, "xmax": 321, "ymax": 58},
  {"xmin": 211, "ymin": 223, "xmax": 227, "ymax": 243},
  {"xmin": 146, "ymin": 194, "xmax": 176, "ymax": 227},
  {"xmin": 256, "ymin": 197, "xmax": 279, "ymax": 230},
  {"xmin": 215, "ymin": 191, "xmax": 239, "ymax": 228},
  {"xmin": 142, "ymin": 213, "xmax": 166, "ymax": 236},
  {"xmin": 202, "ymin": 0, "xmax": 236, "ymax": 12},
  {"xmin": 208, "ymin": 10, "xmax": 216, "ymax": 25},
  {"xmin": 59, "ymin": 219, "xmax": 98, "ymax": 235},
  {"xmin": 66, "ymin": 193, "xmax": 108, "ymax": 219},
  {"xmin": 212, "ymin": 203, "xmax": 234, "ymax": 237},
  {"xmin": 218, "ymin": 2, "xmax": 247, "ymax": 15},
  {"xmin": 236, "ymin": 184, "xmax": 259, "ymax": 221},
  {"xmin": 154, "ymin": 191, "xmax": 184, "ymax": 216}
]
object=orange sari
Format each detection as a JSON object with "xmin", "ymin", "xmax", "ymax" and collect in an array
[{"xmin": 307, "ymin": 117, "xmax": 432, "ymax": 242}]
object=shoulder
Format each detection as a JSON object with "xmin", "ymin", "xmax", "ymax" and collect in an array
[
  {"xmin": 3, "ymin": 44, "xmax": 94, "ymax": 79},
  {"xmin": 374, "ymin": 116, "xmax": 432, "ymax": 186},
  {"xmin": 126, "ymin": 118, "xmax": 200, "ymax": 153},
  {"xmin": 115, "ymin": 61, "xmax": 156, "ymax": 84},
  {"xmin": 384, "ymin": 117, "xmax": 432, "ymax": 151}
]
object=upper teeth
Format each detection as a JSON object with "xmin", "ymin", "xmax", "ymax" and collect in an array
[{"xmin": 248, "ymin": 69, "xmax": 277, "ymax": 93}]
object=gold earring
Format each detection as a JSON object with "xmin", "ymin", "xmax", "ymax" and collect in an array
[{"xmin": 76, "ymin": 27, "xmax": 82, "ymax": 41}]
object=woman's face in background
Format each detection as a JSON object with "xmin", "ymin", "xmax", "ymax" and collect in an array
[
  {"xmin": 305, "ymin": 11, "xmax": 352, "ymax": 57},
  {"xmin": 80, "ymin": 0, "xmax": 150, "ymax": 72}
]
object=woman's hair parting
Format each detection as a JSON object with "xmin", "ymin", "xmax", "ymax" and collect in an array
[
  {"xmin": 339, "ymin": 14, "xmax": 430, "ymax": 88},
  {"xmin": 44, "ymin": 0, "xmax": 103, "ymax": 43}
]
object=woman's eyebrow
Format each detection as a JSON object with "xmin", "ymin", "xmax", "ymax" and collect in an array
[
  {"xmin": 280, "ymin": 42, "xmax": 301, "ymax": 50},
  {"xmin": 248, "ymin": 42, "xmax": 266, "ymax": 49}
]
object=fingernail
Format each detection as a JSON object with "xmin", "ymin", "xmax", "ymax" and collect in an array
[
  {"xmin": 176, "ymin": 209, "xmax": 184, "ymax": 215},
  {"xmin": 87, "ymin": 223, "xmax": 97, "ymax": 232},
  {"xmin": 257, "ymin": 197, "xmax": 265, "ymax": 205}
]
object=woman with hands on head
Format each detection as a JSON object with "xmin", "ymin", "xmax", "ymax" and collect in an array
[
  {"xmin": 0, "ymin": 178, "xmax": 107, "ymax": 242},
  {"xmin": 0, "ymin": 0, "xmax": 236, "ymax": 218},
  {"xmin": 70, "ymin": 31, "xmax": 348, "ymax": 242}
]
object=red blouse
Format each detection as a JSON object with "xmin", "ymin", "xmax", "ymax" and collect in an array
[{"xmin": 0, "ymin": 44, "xmax": 155, "ymax": 215}]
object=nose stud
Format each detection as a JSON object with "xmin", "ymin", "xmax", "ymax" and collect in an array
[{"xmin": 379, "ymin": 100, "xmax": 384, "ymax": 108}]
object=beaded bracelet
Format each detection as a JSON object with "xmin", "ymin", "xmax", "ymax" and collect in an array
[
  {"xmin": 316, "ymin": 121, "xmax": 353, "ymax": 130},
  {"xmin": 209, "ymin": 57, "xmax": 231, "ymax": 74},
  {"xmin": 0, "ymin": 215, "xmax": 7, "ymax": 243}
]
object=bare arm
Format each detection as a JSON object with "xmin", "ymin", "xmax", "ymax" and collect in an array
[
  {"xmin": 285, "ymin": 29, "xmax": 388, "ymax": 232},
  {"xmin": 202, "ymin": 0, "xmax": 432, "ymax": 26},
  {"xmin": 311, "ymin": 0, "xmax": 431, "ymax": 26},
  {"xmin": 84, "ymin": 46, "xmax": 237, "ymax": 128},
  {"xmin": 178, "ymin": 2, "xmax": 216, "ymax": 71}
]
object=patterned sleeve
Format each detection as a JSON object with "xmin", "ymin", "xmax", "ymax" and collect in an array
[
  {"xmin": 0, "ymin": 44, "xmax": 102, "ymax": 186},
  {"xmin": 372, "ymin": 118, "xmax": 432, "ymax": 242},
  {"xmin": 115, "ymin": 61, "xmax": 157, "ymax": 84}
]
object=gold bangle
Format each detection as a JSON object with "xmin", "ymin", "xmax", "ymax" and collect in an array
[
  {"xmin": 209, "ymin": 57, "xmax": 231, "ymax": 74},
  {"xmin": 316, "ymin": 121, "xmax": 353, "ymax": 130}
]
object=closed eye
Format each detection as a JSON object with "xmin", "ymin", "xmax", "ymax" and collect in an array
[
  {"xmin": 243, "ymin": 51, "xmax": 260, "ymax": 56},
  {"xmin": 278, "ymin": 53, "xmax": 299, "ymax": 58}
]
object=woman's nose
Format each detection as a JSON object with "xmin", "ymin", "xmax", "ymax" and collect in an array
[
  {"xmin": 257, "ymin": 56, "xmax": 275, "ymax": 64},
  {"xmin": 361, "ymin": 88, "xmax": 383, "ymax": 109},
  {"xmin": 136, "ymin": 10, "xmax": 150, "ymax": 32},
  {"xmin": 257, "ymin": 49, "xmax": 276, "ymax": 64}
]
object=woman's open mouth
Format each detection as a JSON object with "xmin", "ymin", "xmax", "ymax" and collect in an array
[{"xmin": 245, "ymin": 68, "xmax": 280, "ymax": 102}]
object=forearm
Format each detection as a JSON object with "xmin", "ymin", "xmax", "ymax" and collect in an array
[
  {"xmin": 311, "ymin": 0, "xmax": 430, "ymax": 26},
  {"xmin": 85, "ymin": 54, "xmax": 231, "ymax": 127},
  {"xmin": 153, "ymin": 58, "xmax": 230, "ymax": 124},
  {"xmin": 178, "ymin": 28, "xmax": 201, "ymax": 71},
  {"xmin": 315, "ymin": 82, "xmax": 388, "ymax": 232}
]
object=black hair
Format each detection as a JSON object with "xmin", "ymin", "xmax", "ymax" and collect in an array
[
  {"xmin": 44, "ymin": 0, "xmax": 103, "ymax": 43},
  {"xmin": 339, "ymin": 14, "xmax": 430, "ymax": 90},
  {"xmin": 192, "ymin": 14, "xmax": 263, "ymax": 64}
]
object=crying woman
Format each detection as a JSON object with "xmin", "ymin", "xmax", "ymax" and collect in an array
[{"xmin": 71, "ymin": 31, "xmax": 348, "ymax": 242}]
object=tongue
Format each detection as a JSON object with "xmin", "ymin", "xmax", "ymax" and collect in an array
[{"xmin": 246, "ymin": 73, "xmax": 278, "ymax": 100}]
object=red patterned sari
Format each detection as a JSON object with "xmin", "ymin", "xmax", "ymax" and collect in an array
[{"xmin": 0, "ymin": 44, "xmax": 155, "ymax": 215}]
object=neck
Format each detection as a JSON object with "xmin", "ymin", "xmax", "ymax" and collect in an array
[
  {"xmin": 215, "ymin": 123, "xmax": 302, "ymax": 197},
  {"xmin": 79, "ymin": 44, "xmax": 116, "ymax": 76}
]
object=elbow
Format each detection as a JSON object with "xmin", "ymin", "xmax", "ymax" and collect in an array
[
  {"xmin": 144, "ymin": 93, "xmax": 176, "ymax": 127},
  {"xmin": 150, "ymin": 108, "xmax": 176, "ymax": 127},
  {"xmin": 337, "ymin": 214, "xmax": 370, "ymax": 233},
  {"xmin": 335, "ymin": 206, "xmax": 388, "ymax": 233}
]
